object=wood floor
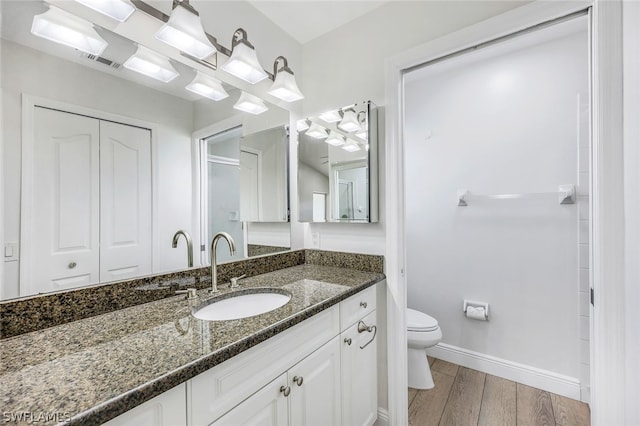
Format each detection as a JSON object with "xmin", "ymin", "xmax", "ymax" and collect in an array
[{"xmin": 408, "ymin": 357, "xmax": 590, "ymax": 426}]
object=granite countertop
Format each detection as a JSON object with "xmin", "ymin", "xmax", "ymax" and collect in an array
[{"xmin": 0, "ymin": 264, "xmax": 384, "ymax": 425}]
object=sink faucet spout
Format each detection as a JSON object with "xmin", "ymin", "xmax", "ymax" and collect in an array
[
  {"xmin": 172, "ymin": 230, "xmax": 193, "ymax": 268},
  {"xmin": 210, "ymin": 232, "xmax": 236, "ymax": 293}
]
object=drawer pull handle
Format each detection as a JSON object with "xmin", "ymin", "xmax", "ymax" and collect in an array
[
  {"xmin": 344, "ymin": 337, "xmax": 352, "ymax": 346},
  {"xmin": 357, "ymin": 320, "xmax": 377, "ymax": 349},
  {"xmin": 360, "ymin": 301, "xmax": 368, "ymax": 309},
  {"xmin": 68, "ymin": 262, "xmax": 77, "ymax": 269},
  {"xmin": 280, "ymin": 385, "xmax": 291, "ymax": 397},
  {"xmin": 293, "ymin": 376, "xmax": 304, "ymax": 386}
]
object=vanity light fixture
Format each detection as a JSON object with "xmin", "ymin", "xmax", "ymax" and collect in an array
[
  {"xmin": 233, "ymin": 91, "xmax": 268, "ymax": 115},
  {"xmin": 268, "ymin": 56, "xmax": 304, "ymax": 102},
  {"xmin": 186, "ymin": 71, "xmax": 229, "ymax": 101},
  {"xmin": 342, "ymin": 139, "xmax": 361, "ymax": 152},
  {"xmin": 31, "ymin": 5, "xmax": 108, "ymax": 56},
  {"xmin": 338, "ymin": 109, "xmax": 361, "ymax": 132},
  {"xmin": 222, "ymin": 28, "xmax": 268, "ymax": 84},
  {"xmin": 325, "ymin": 131, "xmax": 346, "ymax": 147},
  {"xmin": 74, "ymin": 0, "xmax": 135, "ymax": 22},
  {"xmin": 123, "ymin": 45, "xmax": 179, "ymax": 82},
  {"xmin": 296, "ymin": 119, "xmax": 310, "ymax": 132},
  {"xmin": 356, "ymin": 129, "xmax": 368, "ymax": 140},
  {"xmin": 155, "ymin": 0, "xmax": 216, "ymax": 60},
  {"xmin": 319, "ymin": 110, "xmax": 342, "ymax": 123},
  {"xmin": 306, "ymin": 123, "xmax": 329, "ymax": 139}
]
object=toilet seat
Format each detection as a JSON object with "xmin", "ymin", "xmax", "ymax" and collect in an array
[{"xmin": 407, "ymin": 308, "xmax": 439, "ymax": 332}]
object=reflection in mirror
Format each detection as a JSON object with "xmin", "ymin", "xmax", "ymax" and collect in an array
[
  {"xmin": 297, "ymin": 101, "xmax": 378, "ymax": 223},
  {"xmin": 0, "ymin": 1, "xmax": 291, "ymax": 300}
]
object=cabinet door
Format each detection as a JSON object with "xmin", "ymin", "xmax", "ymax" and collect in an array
[
  {"xmin": 289, "ymin": 336, "xmax": 341, "ymax": 426},
  {"xmin": 341, "ymin": 310, "xmax": 378, "ymax": 426},
  {"xmin": 211, "ymin": 374, "xmax": 288, "ymax": 426},
  {"xmin": 103, "ymin": 384, "xmax": 186, "ymax": 426}
]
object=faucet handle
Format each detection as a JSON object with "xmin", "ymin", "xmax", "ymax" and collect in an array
[
  {"xmin": 175, "ymin": 288, "xmax": 198, "ymax": 300},
  {"xmin": 230, "ymin": 274, "xmax": 247, "ymax": 288}
]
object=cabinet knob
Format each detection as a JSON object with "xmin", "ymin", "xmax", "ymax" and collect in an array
[
  {"xmin": 344, "ymin": 337, "xmax": 352, "ymax": 346},
  {"xmin": 293, "ymin": 376, "xmax": 304, "ymax": 386},
  {"xmin": 68, "ymin": 262, "xmax": 77, "ymax": 269},
  {"xmin": 280, "ymin": 385, "xmax": 291, "ymax": 397},
  {"xmin": 360, "ymin": 301, "xmax": 367, "ymax": 309}
]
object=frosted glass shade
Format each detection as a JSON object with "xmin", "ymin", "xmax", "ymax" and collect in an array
[
  {"xmin": 233, "ymin": 92, "xmax": 268, "ymax": 115},
  {"xmin": 222, "ymin": 42, "xmax": 268, "ymax": 84},
  {"xmin": 155, "ymin": 4, "xmax": 216, "ymax": 60},
  {"xmin": 319, "ymin": 110, "xmax": 341, "ymax": 123},
  {"xmin": 75, "ymin": 0, "xmax": 135, "ymax": 22},
  {"xmin": 31, "ymin": 5, "xmax": 108, "ymax": 55},
  {"xmin": 268, "ymin": 68, "xmax": 304, "ymax": 102},
  {"xmin": 342, "ymin": 140, "xmax": 361, "ymax": 152},
  {"xmin": 297, "ymin": 120, "xmax": 310, "ymax": 131},
  {"xmin": 338, "ymin": 110, "xmax": 361, "ymax": 132},
  {"xmin": 306, "ymin": 123, "xmax": 329, "ymax": 139},
  {"xmin": 326, "ymin": 131, "xmax": 345, "ymax": 147},
  {"xmin": 124, "ymin": 45, "xmax": 179, "ymax": 82},
  {"xmin": 186, "ymin": 72, "xmax": 229, "ymax": 101}
]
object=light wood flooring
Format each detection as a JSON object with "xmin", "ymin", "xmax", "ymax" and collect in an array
[{"xmin": 408, "ymin": 357, "xmax": 590, "ymax": 426}]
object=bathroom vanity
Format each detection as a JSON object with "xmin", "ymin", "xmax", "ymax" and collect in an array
[{"xmin": 0, "ymin": 250, "xmax": 384, "ymax": 426}]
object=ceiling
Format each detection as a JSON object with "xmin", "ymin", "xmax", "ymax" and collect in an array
[{"xmin": 248, "ymin": 1, "xmax": 388, "ymax": 44}]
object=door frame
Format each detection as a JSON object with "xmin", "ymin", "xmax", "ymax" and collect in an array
[
  {"xmin": 384, "ymin": 1, "xmax": 625, "ymax": 424},
  {"xmin": 20, "ymin": 94, "xmax": 159, "ymax": 295}
]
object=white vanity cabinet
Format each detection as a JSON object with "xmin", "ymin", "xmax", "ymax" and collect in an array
[{"xmin": 103, "ymin": 384, "xmax": 187, "ymax": 426}]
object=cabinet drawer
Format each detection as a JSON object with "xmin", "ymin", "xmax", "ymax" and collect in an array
[
  {"xmin": 340, "ymin": 285, "xmax": 376, "ymax": 331},
  {"xmin": 188, "ymin": 305, "xmax": 339, "ymax": 426}
]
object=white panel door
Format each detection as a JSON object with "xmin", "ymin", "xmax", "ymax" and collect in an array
[
  {"xmin": 29, "ymin": 107, "xmax": 100, "ymax": 293},
  {"xmin": 103, "ymin": 384, "xmax": 186, "ymax": 426},
  {"xmin": 240, "ymin": 149, "xmax": 260, "ymax": 222},
  {"xmin": 99, "ymin": 121, "xmax": 152, "ymax": 282},
  {"xmin": 211, "ymin": 374, "xmax": 288, "ymax": 426},
  {"xmin": 289, "ymin": 336, "xmax": 342, "ymax": 426}
]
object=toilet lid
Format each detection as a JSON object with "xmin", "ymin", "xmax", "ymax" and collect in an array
[{"xmin": 407, "ymin": 308, "xmax": 439, "ymax": 332}]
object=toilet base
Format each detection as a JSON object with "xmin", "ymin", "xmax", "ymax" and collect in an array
[{"xmin": 408, "ymin": 347, "xmax": 435, "ymax": 389}]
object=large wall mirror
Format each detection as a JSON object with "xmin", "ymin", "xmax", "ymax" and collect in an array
[
  {"xmin": 297, "ymin": 101, "xmax": 378, "ymax": 223},
  {"xmin": 1, "ymin": 1, "xmax": 291, "ymax": 300}
]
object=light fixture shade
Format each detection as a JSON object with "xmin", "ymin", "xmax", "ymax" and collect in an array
[
  {"xmin": 296, "ymin": 119, "xmax": 310, "ymax": 132},
  {"xmin": 342, "ymin": 140, "xmax": 361, "ymax": 152},
  {"xmin": 222, "ymin": 42, "xmax": 268, "ymax": 84},
  {"xmin": 319, "ymin": 110, "xmax": 341, "ymax": 123},
  {"xmin": 234, "ymin": 91, "xmax": 268, "ymax": 115},
  {"xmin": 124, "ymin": 45, "xmax": 179, "ymax": 82},
  {"xmin": 306, "ymin": 123, "xmax": 329, "ymax": 139},
  {"xmin": 186, "ymin": 71, "xmax": 229, "ymax": 101},
  {"xmin": 356, "ymin": 129, "xmax": 368, "ymax": 140},
  {"xmin": 155, "ymin": 4, "xmax": 216, "ymax": 60},
  {"xmin": 326, "ymin": 131, "xmax": 345, "ymax": 147},
  {"xmin": 268, "ymin": 68, "xmax": 304, "ymax": 102},
  {"xmin": 31, "ymin": 5, "xmax": 108, "ymax": 55},
  {"xmin": 338, "ymin": 110, "xmax": 361, "ymax": 132},
  {"xmin": 75, "ymin": 0, "xmax": 135, "ymax": 22}
]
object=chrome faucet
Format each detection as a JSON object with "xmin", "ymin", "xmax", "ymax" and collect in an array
[
  {"xmin": 172, "ymin": 230, "xmax": 194, "ymax": 268},
  {"xmin": 210, "ymin": 232, "xmax": 236, "ymax": 293}
]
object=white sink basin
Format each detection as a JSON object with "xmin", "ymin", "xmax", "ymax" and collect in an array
[{"xmin": 193, "ymin": 288, "xmax": 292, "ymax": 321}]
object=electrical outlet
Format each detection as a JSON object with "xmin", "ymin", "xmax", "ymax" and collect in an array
[
  {"xmin": 4, "ymin": 242, "xmax": 18, "ymax": 262},
  {"xmin": 311, "ymin": 232, "xmax": 320, "ymax": 248}
]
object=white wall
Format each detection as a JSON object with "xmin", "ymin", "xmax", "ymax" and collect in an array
[
  {"xmin": 1, "ymin": 40, "xmax": 194, "ymax": 297},
  {"xmin": 299, "ymin": 1, "xmax": 526, "ymax": 255},
  {"xmin": 403, "ymin": 27, "xmax": 587, "ymax": 380}
]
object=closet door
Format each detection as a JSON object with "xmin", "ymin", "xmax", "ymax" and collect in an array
[
  {"xmin": 29, "ymin": 107, "xmax": 100, "ymax": 293},
  {"xmin": 99, "ymin": 121, "xmax": 152, "ymax": 282}
]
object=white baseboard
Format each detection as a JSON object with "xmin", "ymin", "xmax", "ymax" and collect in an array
[
  {"xmin": 427, "ymin": 343, "xmax": 581, "ymax": 400},
  {"xmin": 374, "ymin": 408, "xmax": 389, "ymax": 426}
]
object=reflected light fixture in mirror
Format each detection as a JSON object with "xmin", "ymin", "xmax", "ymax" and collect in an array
[
  {"xmin": 75, "ymin": 0, "xmax": 135, "ymax": 22},
  {"xmin": 342, "ymin": 139, "xmax": 361, "ymax": 152},
  {"xmin": 186, "ymin": 71, "xmax": 229, "ymax": 101},
  {"xmin": 306, "ymin": 123, "xmax": 329, "ymax": 139},
  {"xmin": 155, "ymin": 0, "xmax": 216, "ymax": 60},
  {"xmin": 326, "ymin": 131, "xmax": 345, "ymax": 146},
  {"xmin": 234, "ymin": 91, "xmax": 268, "ymax": 114},
  {"xmin": 338, "ymin": 109, "xmax": 361, "ymax": 132},
  {"xmin": 319, "ymin": 110, "xmax": 342, "ymax": 123},
  {"xmin": 222, "ymin": 28, "xmax": 268, "ymax": 84},
  {"xmin": 31, "ymin": 5, "xmax": 108, "ymax": 55},
  {"xmin": 268, "ymin": 56, "xmax": 304, "ymax": 102},
  {"xmin": 296, "ymin": 119, "xmax": 310, "ymax": 132},
  {"xmin": 124, "ymin": 45, "xmax": 179, "ymax": 82}
]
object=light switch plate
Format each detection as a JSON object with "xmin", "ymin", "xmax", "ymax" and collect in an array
[{"xmin": 4, "ymin": 242, "xmax": 18, "ymax": 262}]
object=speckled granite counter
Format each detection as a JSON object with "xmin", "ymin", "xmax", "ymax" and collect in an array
[{"xmin": 0, "ymin": 262, "xmax": 384, "ymax": 425}]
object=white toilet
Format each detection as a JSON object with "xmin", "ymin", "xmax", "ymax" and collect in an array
[{"xmin": 407, "ymin": 308, "xmax": 442, "ymax": 389}]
